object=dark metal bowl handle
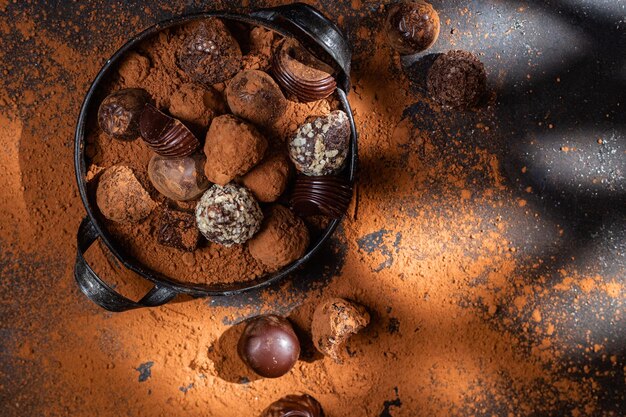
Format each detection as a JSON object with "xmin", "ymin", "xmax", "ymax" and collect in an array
[
  {"xmin": 74, "ymin": 217, "xmax": 178, "ymax": 312},
  {"xmin": 249, "ymin": 2, "xmax": 351, "ymax": 92}
]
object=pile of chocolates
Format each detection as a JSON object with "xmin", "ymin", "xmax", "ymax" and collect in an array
[{"xmin": 92, "ymin": 17, "xmax": 352, "ymax": 274}]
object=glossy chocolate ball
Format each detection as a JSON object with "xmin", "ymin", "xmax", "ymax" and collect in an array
[
  {"xmin": 98, "ymin": 88, "xmax": 151, "ymax": 140},
  {"xmin": 385, "ymin": 0, "xmax": 440, "ymax": 55},
  {"xmin": 238, "ymin": 315, "xmax": 300, "ymax": 378},
  {"xmin": 260, "ymin": 394, "xmax": 324, "ymax": 417},
  {"xmin": 148, "ymin": 153, "xmax": 210, "ymax": 201}
]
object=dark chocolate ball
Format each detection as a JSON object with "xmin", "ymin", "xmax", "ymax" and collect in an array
[
  {"xmin": 385, "ymin": 0, "xmax": 440, "ymax": 55},
  {"xmin": 237, "ymin": 315, "xmax": 300, "ymax": 378},
  {"xmin": 98, "ymin": 88, "xmax": 151, "ymax": 140},
  {"xmin": 427, "ymin": 50, "xmax": 487, "ymax": 108},
  {"xmin": 260, "ymin": 394, "xmax": 324, "ymax": 417}
]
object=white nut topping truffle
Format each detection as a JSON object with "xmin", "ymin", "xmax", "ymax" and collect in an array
[
  {"xmin": 288, "ymin": 110, "xmax": 350, "ymax": 176},
  {"xmin": 195, "ymin": 184, "xmax": 263, "ymax": 246}
]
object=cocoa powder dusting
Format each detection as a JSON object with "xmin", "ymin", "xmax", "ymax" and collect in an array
[{"xmin": 0, "ymin": 2, "xmax": 624, "ymax": 417}]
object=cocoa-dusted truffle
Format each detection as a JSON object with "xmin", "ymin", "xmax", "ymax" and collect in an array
[
  {"xmin": 157, "ymin": 208, "xmax": 201, "ymax": 252},
  {"xmin": 204, "ymin": 114, "xmax": 268, "ymax": 185},
  {"xmin": 226, "ymin": 69, "xmax": 287, "ymax": 126},
  {"xmin": 311, "ymin": 298, "xmax": 370, "ymax": 363},
  {"xmin": 427, "ymin": 50, "xmax": 487, "ymax": 108},
  {"xmin": 195, "ymin": 183, "xmax": 263, "ymax": 246},
  {"xmin": 98, "ymin": 88, "xmax": 151, "ymax": 140},
  {"xmin": 241, "ymin": 153, "xmax": 290, "ymax": 203},
  {"xmin": 289, "ymin": 110, "xmax": 350, "ymax": 176},
  {"xmin": 148, "ymin": 153, "xmax": 209, "ymax": 201},
  {"xmin": 385, "ymin": 0, "xmax": 440, "ymax": 55},
  {"xmin": 96, "ymin": 165, "xmax": 155, "ymax": 224},
  {"xmin": 168, "ymin": 83, "xmax": 217, "ymax": 130},
  {"xmin": 176, "ymin": 19, "xmax": 242, "ymax": 86},
  {"xmin": 139, "ymin": 104, "xmax": 201, "ymax": 157},
  {"xmin": 260, "ymin": 394, "xmax": 325, "ymax": 417},
  {"xmin": 238, "ymin": 315, "xmax": 300, "ymax": 378},
  {"xmin": 248, "ymin": 205, "xmax": 309, "ymax": 270}
]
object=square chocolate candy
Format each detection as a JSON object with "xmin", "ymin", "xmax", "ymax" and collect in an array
[{"xmin": 157, "ymin": 209, "xmax": 201, "ymax": 252}]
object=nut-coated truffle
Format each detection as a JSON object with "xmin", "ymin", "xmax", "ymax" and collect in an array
[
  {"xmin": 260, "ymin": 394, "xmax": 325, "ymax": 417},
  {"xmin": 98, "ymin": 88, "xmax": 151, "ymax": 140},
  {"xmin": 385, "ymin": 0, "xmax": 440, "ymax": 55},
  {"xmin": 176, "ymin": 19, "xmax": 242, "ymax": 86},
  {"xmin": 241, "ymin": 153, "xmax": 290, "ymax": 203},
  {"xmin": 237, "ymin": 315, "xmax": 300, "ymax": 378},
  {"xmin": 289, "ymin": 110, "xmax": 350, "ymax": 176},
  {"xmin": 248, "ymin": 205, "xmax": 309, "ymax": 270},
  {"xmin": 204, "ymin": 114, "xmax": 268, "ymax": 185},
  {"xmin": 427, "ymin": 50, "xmax": 487, "ymax": 108},
  {"xmin": 226, "ymin": 69, "xmax": 287, "ymax": 126},
  {"xmin": 311, "ymin": 298, "xmax": 370, "ymax": 363},
  {"xmin": 96, "ymin": 165, "xmax": 155, "ymax": 224},
  {"xmin": 195, "ymin": 183, "xmax": 263, "ymax": 246}
]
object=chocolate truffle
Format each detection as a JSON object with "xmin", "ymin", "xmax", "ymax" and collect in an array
[
  {"xmin": 96, "ymin": 165, "xmax": 155, "ymax": 224},
  {"xmin": 248, "ymin": 205, "xmax": 309, "ymax": 270},
  {"xmin": 241, "ymin": 153, "xmax": 290, "ymax": 203},
  {"xmin": 289, "ymin": 110, "xmax": 350, "ymax": 176},
  {"xmin": 176, "ymin": 19, "xmax": 242, "ymax": 86},
  {"xmin": 427, "ymin": 50, "xmax": 487, "ymax": 108},
  {"xmin": 260, "ymin": 394, "xmax": 324, "ymax": 417},
  {"xmin": 168, "ymin": 83, "xmax": 217, "ymax": 130},
  {"xmin": 195, "ymin": 183, "xmax": 263, "ymax": 246},
  {"xmin": 385, "ymin": 0, "xmax": 440, "ymax": 55},
  {"xmin": 311, "ymin": 298, "xmax": 370, "ymax": 363},
  {"xmin": 157, "ymin": 209, "xmax": 201, "ymax": 252},
  {"xmin": 139, "ymin": 104, "xmax": 201, "ymax": 157},
  {"xmin": 238, "ymin": 315, "xmax": 300, "ymax": 378},
  {"xmin": 148, "ymin": 153, "xmax": 210, "ymax": 201},
  {"xmin": 226, "ymin": 70, "xmax": 287, "ymax": 126},
  {"xmin": 204, "ymin": 114, "xmax": 268, "ymax": 185},
  {"xmin": 98, "ymin": 88, "xmax": 151, "ymax": 140}
]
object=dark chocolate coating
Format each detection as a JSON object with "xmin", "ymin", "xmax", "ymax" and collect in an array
[
  {"xmin": 98, "ymin": 88, "xmax": 151, "ymax": 140},
  {"xmin": 290, "ymin": 175, "xmax": 352, "ymax": 218},
  {"xmin": 427, "ymin": 50, "xmax": 487, "ymax": 108},
  {"xmin": 238, "ymin": 315, "xmax": 300, "ymax": 378},
  {"xmin": 139, "ymin": 104, "xmax": 200, "ymax": 157},
  {"xmin": 260, "ymin": 394, "xmax": 324, "ymax": 417},
  {"xmin": 385, "ymin": 0, "xmax": 440, "ymax": 55}
]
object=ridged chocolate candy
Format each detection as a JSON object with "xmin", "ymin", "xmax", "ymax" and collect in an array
[
  {"xmin": 260, "ymin": 394, "xmax": 324, "ymax": 417},
  {"xmin": 139, "ymin": 104, "xmax": 200, "ymax": 157},
  {"xmin": 272, "ymin": 39, "xmax": 336, "ymax": 103},
  {"xmin": 290, "ymin": 175, "xmax": 352, "ymax": 218}
]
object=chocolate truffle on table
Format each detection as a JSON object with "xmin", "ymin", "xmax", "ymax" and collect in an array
[
  {"xmin": 311, "ymin": 298, "xmax": 370, "ymax": 363},
  {"xmin": 225, "ymin": 69, "xmax": 287, "ymax": 127},
  {"xmin": 427, "ymin": 50, "xmax": 487, "ymax": 108},
  {"xmin": 203, "ymin": 114, "xmax": 268, "ymax": 186},
  {"xmin": 241, "ymin": 153, "xmax": 290, "ymax": 203},
  {"xmin": 195, "ymin": 183, "xmax": 263, "ymax": 246},
  {"xmin": 139, "ymin": 104, "xmax": 201, "ymax": 157},
  {"xmin": 289, "ymin": 110, "xmax": 350, "ymax": 176},
  {"xmin": 148, "ymin": 153, "xmax": 209, "ymax": 201},
  {"xmin": 98, "ymin": 88, "xmax": 151, "ymax": 140},
  {"xmin": 238, "ymin": 315, "xmax": 300, "ymax": 378},
  {"xmin": 96, "ymin": 165, "xmax": 155, "ymax": 224},
  {"xmin": 385, "ymin": 0, "xmax": 440, "ymax": 55},
  {"xmin": 248, "ymin": 205, "xmax": 309, "ymax": 270},
  {"xmin": 176, "ymin": 19, "xmax": 242, "ymax": 86},
  {"xmin": 260, "ymin": 394, "xmax": 325, "ymax": 417},
  {"xmin": 168, "ymin": 83, "xmax": 218, "ymax": 130},
  {"xmin": 157, "ymin": 209, "xmax": 201, "ymax": 252}
]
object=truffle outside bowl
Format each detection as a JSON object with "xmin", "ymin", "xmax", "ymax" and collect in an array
[{"xmin": 73, "ymin": 3, "xmax": 357, "ymax": 312}]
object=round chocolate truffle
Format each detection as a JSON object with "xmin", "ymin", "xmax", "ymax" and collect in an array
[
  {"xmin": 148, "ymin": 153, "xmax": 210, "ymax": 201},
  {"xmin": 238, "ymin": 315, "xmax": 300, "ymax": 378},
  {"xmin": 226, "ymin": 69, "xmax": 287, "ymax": 126},
  {"xmin": 98, "ymin": 88, "xmax": 151, "ymax": 140},
  {"xmin": 204, "ymin": 114, "xmax": 268, "ymax": 185},
  {"xmin": 195, "ymin": 183, "xmax": 263, "ymax": 246},
  {"xmin": 96, "ymin": 165, "xmax": 155, "ymax": 224},
  {"xmin": 289, "ymin": 110, "xmax": 350, "ymax": 176},
  {"xmin": 176, "ymin": 19, "xmax": 242, "ymax": 86},
  {"xmin": 427, "ymin": 50, "xmax": 487, "ymax": 108},
  {"xmin": 241, "ymin": 153, "xmax": 291, "ymax": 203},
  {"xmin": 248, "ymin": 205, "xmax": 309, "ymax": 270},
  {"xmin": 385, "ymin": 0, "xmax": 440, "ymax": 55},
  {"xmin": 168, "ymin": 83, "xmax": 218, "ymax": 130},
  {"xmin": 311, "ymin": 298, "xmax": 370, "ymax": 363},
  {"xmin": 261, "ymin": 394, "xmax": 325, "ymax": 417}
]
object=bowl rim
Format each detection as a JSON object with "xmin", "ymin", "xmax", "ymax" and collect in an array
[{"xmin": 73, "ymin": 11, "xmax": 358, "ymax": 296}]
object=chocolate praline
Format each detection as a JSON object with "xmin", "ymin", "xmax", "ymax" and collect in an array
[
  {"xmin": 385, "ymin": 0, "xmax": 440, "ymax": 55},
  {"xmin": 139, "ymin": 104, "xmax": 201, "ymax": 157},
  {"xmin": 98, "ymin": 88, "xmax": 151, "ymax": 140},
  {"xmin": 260, "ymin": 394, "xmax": 324, "ymax": 417},
  {"xmin": 237, "ymin": 315, "xmax": 300, "ymax": 378}
]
